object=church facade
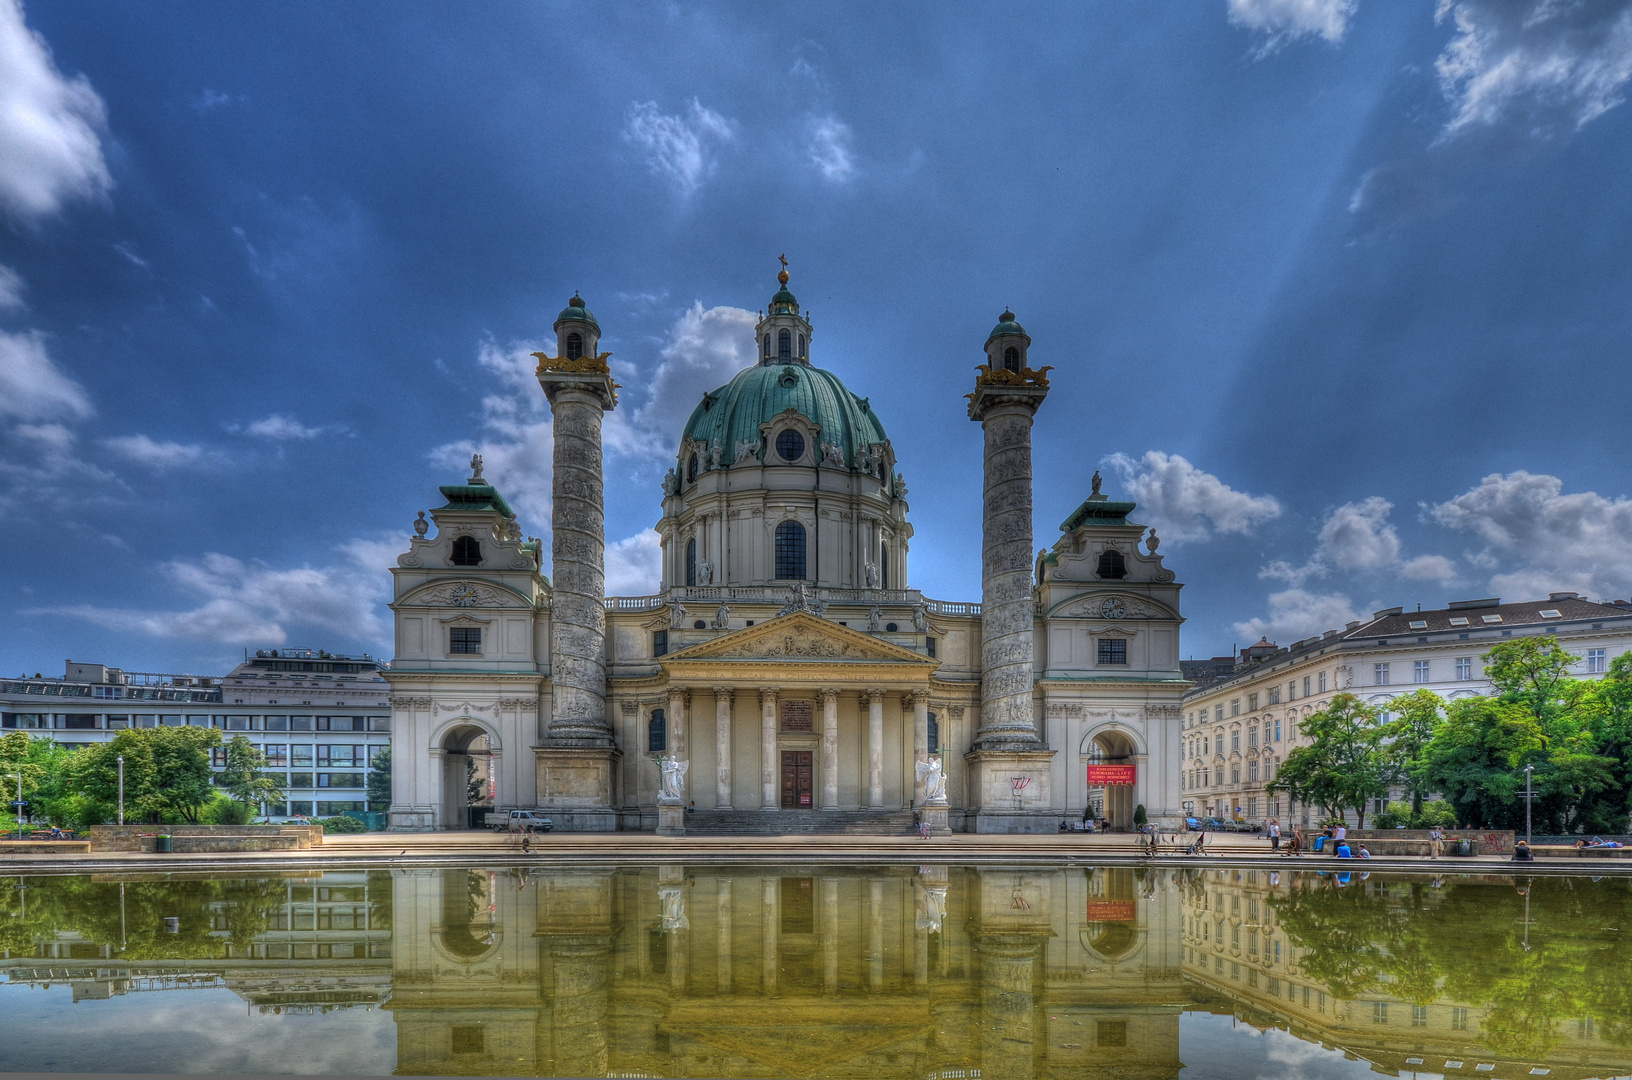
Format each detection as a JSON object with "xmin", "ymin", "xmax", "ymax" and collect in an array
[{"xmin": 384, "ymin": 267, "xmax": 1188, "ymax": 833}]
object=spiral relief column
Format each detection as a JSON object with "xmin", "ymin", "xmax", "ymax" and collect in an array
[
  {"xmin": 533, "ymin": 294, "xmax": 621, "ymax": 831},
  {"xmin": 965, "ymin": 309, "xmax": 1056, "ymax": 833}
]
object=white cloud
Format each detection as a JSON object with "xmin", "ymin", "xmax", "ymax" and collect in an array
[
  {"xmin": 34, "ymin": 545, "xmax": 391, "ymax": 649},
  {"xmin": 100, "ymin": 433, "xmax": 224, "ymax": 470},
  {"xmin": 622, "ymin": 98, "xmax": 736, "ymax": 196},
  {"xmin": 1436, "ymin": 0, "xmax": 1632, "ymax": 136},
  {"xmin": 0, "ymin": 0, "xmax": 112, "ymax": 220},
  {"xmin": 1430, "ymin": 470, "xmax": 1632, "ymax": 600},
  {"xmin": 807, "ymin": 115, "xmax": 856, "ymax": 182},
  {"xmin": 1263, "ymin": 496, "xmax": 1458, "ymax": 585},
  {"xmin": 1105, "ymin": 451, "xmax": 1281, "ymax": 543},
  {"xmin": 0, "ymin": 329, "xmax": 92, "ymax": 421},
  {"xmin": 606, "ymin": 529, "xmax": 663, "ymax": 596},
  {"xmin": 240, "ymin": 413, "xmax": 324, "ymax": 440},
  {"xmin": 1227, "ymin": 0, "xmax": 1357, "ymax": 53},
  {"xmin": 611, "ymin": 302, "xmax": 758, "ymax": 460},
  {"xmin": 0, "ymin": 263, "xmax": 25, "ymax": 312},
  {"xmin": 1232, "ymin": 587, "xmax": 1362, "ymax": 644}
]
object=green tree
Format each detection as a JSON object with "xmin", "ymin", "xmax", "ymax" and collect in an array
[
  {"xmin": 1419, "ymin": 696, "xmax": 1540, "ymax": 828},
  {"xmin": 1376, "ymin": 688, "xmax": 1445, "ymax": 818},
  {"xmin": 367, "ymin": 747, "xmax": 391, "ymax": 811},
  {"xmin": 1267, "ymin": 693, "xmax": 1388, "ymax": 826},
  {"xmin": 0, "ymin": 730, "xmax": 76, "ymax": 826},
  {"xmin": 219, "ymin": 734, "xmax": 283, "ymax": 816},
  {"xmin": 66, "ymin": 727, "xmax": 221, "ymax": 824}
]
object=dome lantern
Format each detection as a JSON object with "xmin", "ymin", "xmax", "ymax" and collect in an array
[
  {"xmin": 983, "ymin": 307, "xmax": 1032, "ymax": 373},
  {"xmin": 755, "ymin": 254, "xmax": 813, "ymax": 366},
  {"xmin": 553, "ymin": 293, "xmax": 601, "ymax": 361}
]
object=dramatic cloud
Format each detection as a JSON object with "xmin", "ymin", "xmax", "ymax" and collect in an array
[
  {"xmin": 622, "ymin": 98, "xmax": 735, "ymax": 196},
  {"xmin": 612, "ymin": 302, "xmax": 757, "ymax": 460},
  {"xmin": 0, "ymin": 264, "xmax": 25, "ymax": 311},
  {"xmin": 605, "ymin": 529, "xmax": 663, "ymax": 596},
  {"xmin": 1105, "ymin": 451, "xmax": 1281, "ymax": 543},
  {"xmin": 100, "ymin": 433, "xmax": 225, "ymax": 470},
  {"xmin": 807, "ymin": 115, "xmax": 856, "ymax": 182},
  {"xmin": 429, "ymin": 337, "xmax": 555, "ymax": 528},
  {"xmin": 1436, "ymin": 0, "xmax": 1632, "ymax": 137},
  {"xmin": 0, "ymin": 329, "xmax": 93, "ymax": 421},
  {"xmin": 1430, "ymin": 470, "xmax": 1632, "ymax": 600},
  {"xmin": 237, "ymin": 413, "xmax": 325, "ymax": 440},
  {"xmin": 1264, "ymin": 497, "xmax": 1458, "ymax": 585},
  {"xmin": 0, "ymin": 0, "xmax": 113, "ymax": 220},
  {"xmin": 36, "ymin": 544, "xmax": 392, "ymax": 648},
  {"xmin": 1227, "ymin": 0, "xmax": 1357, "ymax": 53},
  {"xmin": 1232, "ymin": 587, "xmax": 1362, "ymax": 644}
]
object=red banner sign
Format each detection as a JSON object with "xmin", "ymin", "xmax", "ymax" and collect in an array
[
  {"xmin": 1085, "ymin": 764, "xmax": 1136, "ymax": 786},
  {"xmin": 1085, "ymin": 900, "xmax": 1137, "ymax": 922}
]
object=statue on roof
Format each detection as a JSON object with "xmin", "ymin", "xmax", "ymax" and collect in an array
[
  {"xmin": 469, "ymin": 453, "xmax": 485, "ymax": 484},
  {"xmin": 1088, "ymin": 469, "xmax": 1106, "ymax": 502}
]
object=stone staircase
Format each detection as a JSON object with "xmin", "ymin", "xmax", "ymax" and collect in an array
[{"xmin": 682, "ymin": 809, "xmax": 918, "ymax": 836}]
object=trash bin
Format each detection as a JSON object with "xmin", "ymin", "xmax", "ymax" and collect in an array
[
  {"xmin": 154, "ymin": 834, "xmax": 173, "ymax": 853},
  {"xmin": 1453, "ymin": 838, "xmax": 1471, "ymax": 857}
]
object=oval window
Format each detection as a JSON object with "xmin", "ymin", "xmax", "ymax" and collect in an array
[{"xmin": 776, "ymin": 429, "xmax": 805, "ymax": 462}]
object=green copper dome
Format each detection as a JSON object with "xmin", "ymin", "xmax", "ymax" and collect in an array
[
  {"xmin": 680, "ymin": 362, "xmax": 888, "ymax": 467},
  {"xmin": 985, "ymin": 307, "xmax": 1027, "ymax": 344},
  {"xmin": 554, "ymin": 293, "xmax": 600, "ymax": 331}
]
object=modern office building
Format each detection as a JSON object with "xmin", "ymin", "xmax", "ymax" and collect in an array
[
  {"xmin": 0, "ymin": 648, "xmax": 392, "ymax": 819},
  {"xmin": 1178, "ymin": 594, "xmax": 1632, "ymax": 825}
]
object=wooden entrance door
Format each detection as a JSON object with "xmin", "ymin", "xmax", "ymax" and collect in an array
[{"xmin": 781, "ymin": 751, "xmax": 813, "ymax": 808}]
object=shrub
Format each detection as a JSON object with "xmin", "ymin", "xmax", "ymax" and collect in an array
[
  {"xmin": 1415, "ymin": 801, "xmax": 1458, "ymax": 828},
  {"xmin": 315, "ymin": 815, "xmax": 368, "ymax": 834},
  {"xmin": 1374, "ymin": 802, "xmax": 1410, "ymax": 830},
  {"xmin": 202, "ymin": 797, "xmax": 255, "ymax": 826},
  {"xmin": 1133, "ymin": 804, "xmax": 1148, "ymax": 826}
]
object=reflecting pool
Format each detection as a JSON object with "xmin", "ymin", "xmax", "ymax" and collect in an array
[{"xmin": 1, "ymin": 866, "xmax": 1629, "ymax": 1078}]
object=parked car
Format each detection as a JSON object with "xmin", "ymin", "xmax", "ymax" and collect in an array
[{"xmin": 486, "ymin": 809, "xmax": 554, "ymax": 832}]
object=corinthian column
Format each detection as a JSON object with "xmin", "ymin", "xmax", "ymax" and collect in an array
[
  {"xmin": 910, "ymin": 689, "xmax": 930, "ymax": 803},
  {"xmin": 866, "ymin": 688, "xmax": 886, "ymax": 809},
  {"xmin": 759, "ymin": 687, "xmax": 779, "ymax": 810},
  {"xmin": 819, "ymin": 687, "xmax": 840, "ymax": 810},
  {"xmin": 714, "ymin": 686, "xmax": 734, "ymax": 809}
]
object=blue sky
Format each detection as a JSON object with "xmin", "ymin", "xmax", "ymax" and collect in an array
[{"xmin": 3, "ymin": 0, "xmax": 1632, "ymax": 676}]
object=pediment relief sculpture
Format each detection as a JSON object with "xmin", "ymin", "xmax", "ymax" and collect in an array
[
  {"xmin": 1059, "ymin": 593, "xmax": 1175, "ymax": 620},
  {"xmin": 409, "ymin": 581, "xmax": 520, "ymax": 608},
  {"xmin": 662, "ymin": 612, "xmax": 932, "ymax": 665}
]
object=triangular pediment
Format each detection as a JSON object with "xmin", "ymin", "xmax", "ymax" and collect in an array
[{"xmin": 661, "ymin": 611, "xmax": 935, "ymax": 665}]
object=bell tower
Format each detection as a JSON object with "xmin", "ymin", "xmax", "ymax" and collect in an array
[{"xmin": 754, "ymin": 255, "xmax": 813, "ymax": 366}]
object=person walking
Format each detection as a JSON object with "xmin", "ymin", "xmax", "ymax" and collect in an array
[
  {"xmin": 1428, "ymin": 824, "xmax": 1444, "ymax": 860},
  {"xmin": 1334, "ymin": 822, "xmax": 1347, "ymax": 843},
  {"xmin": 1268, "ymin": 818, "xmax": 1281, "ymax": 854}
]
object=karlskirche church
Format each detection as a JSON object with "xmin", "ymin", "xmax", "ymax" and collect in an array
[{"xmin": 383, "ymin": 265, "xmax": 1187, "ymax": 833}]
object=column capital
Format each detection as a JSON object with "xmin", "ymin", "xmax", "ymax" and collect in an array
[
  {"xmin": 907, "ymin": 688, "xmax": 932, "ymax": 706},
  {"xmin": 865, "ymin": 687, "xmax": 888, "ymax": 705},
  {"xmin": 714, "ymin": 685, "xmax": 734, "ymax": 700},
  {"xmin": 819, "ymin": 686, "xmax": 842, "ymax": 704},
  {"xmin": 759, "ymin": 686, "xmax": 780, "ymax": 707},
  {"xmin": 667, "ymin": 687, "xmax": 690, "ymax": 707}
]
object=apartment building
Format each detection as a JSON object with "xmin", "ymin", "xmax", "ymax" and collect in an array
[
  {"xmin": 0, "ymin": 648, "xmax": 391, "ymax": 819},
  {"xmin": 1179, "ymin": 594, "xmax": 1632, "ymax": 825}
]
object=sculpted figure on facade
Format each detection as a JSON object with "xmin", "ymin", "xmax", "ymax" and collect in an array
[
  {"xmin": 867, "ymin": 604, "xmax": 885, "ymax": 632},
  {"xmin": 658, "ymin": 756, "xmax": 688, "ymax": 803},
  {"xmin": 912, "ymin": 602, "xmax": 929, "ymax": 632},
  {"xmin": 821, "ymin": 441, "xmax": 847, "ymax": 468},
  {"xmin": 711, "ymin": 601, "xmax": 730, "ymax": 629},
  {"xmin": 916, "ymin": 758, "xmax": 948, "ymax": 804},
  {"xmin": 668, "ymin": 602, "xmax": 687, "ymax": 629},
  {"xmin": 697, "ymin": 560, "xmax": 713, "ymax": 585},
  {"xmin": 734, "ymin": 437, "xmax": 760, "ymax": 463}
]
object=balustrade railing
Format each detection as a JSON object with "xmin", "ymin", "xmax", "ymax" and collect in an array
[{"xmin": 604, "ymin": 588, "xmax": 982, "ymax": 616}]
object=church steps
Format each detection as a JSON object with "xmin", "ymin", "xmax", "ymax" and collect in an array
[{"xmin": 681, "ymin": 809, "xmax": 917, "ymax": 836}]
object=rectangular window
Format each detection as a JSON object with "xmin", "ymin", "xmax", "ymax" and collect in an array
[
  {"xmin": 1588, "ymin": 648, "xmax": 1607, "ymax": 674},
  {"xmin": 1097, "ymin": 638, "xmax": 1127, "ymax": 665},
  {"xmin": 1373, "ymin": 1001, "xmax": 1389, "ymax": 1024},
  {"xmin": 1248, "ymin": 692, "xmax": 1259, "ymax": 710},
  {"xmin": 317, "ymin": 773, "xmax": 363, "ymax": 788},
  {"xmin": 265, "ymin": 744, "xmax": 288, "ymax": 767},
  {"xmin": 1270, "ymin": 799, "xmax": 1281, "ymax": 818},
  {"xmin": 1231, "ymin": 730, "xmax": 1240, "ymax": 751},
  {"xmin": 1230, "ymin": 766, "xmax": 1240, "ymax": 784},
  {"xmin": 1273, "ymin": 718, "xmax": 1282, "ymax": 741},
  {"xmin": 368, "ymin": 716, "xmax": 390, "ymax": 732},
  {"xmin": 211, "ymin": 747, "xmax": 228, "ymax": 767},
  {"xmin": 1414, "ymin": 660, "xmax": 1431, "ymax": 683},
  {"xmin": 1302, "ymin": 675, "xmax": 1311, "ymax": 697},
  {"xmin": 1214, "ymin": 705, "xmax": 1224, "ymax": 722},
  {"xmin": 263, "ymin": 715, "xmax": 289, "ymax": 731},
  {"xmin": 1230, "ymin": 699, "xmax": 1240, "ymax": 716},
  {"xmin": 1451, "ymin": 1007, "xmax": 1468, "ymax": 1031},
  {"xmin": 1374, "ymin": 662, "xmax": 1390, "ymax": 685},
  {"xmin": 1288, "ymin": 681, "xmax": 1296, "ymax": 701},
  {"xmin": 1248, "ymin": 762, "xmax": 1259, "ymax": 783},
  {"xmin": 291, "ymin": 744, "xmax": 313, "ymax": 765},
  {"xmin": 290, "ymin": 715, "xmax": 314, "ymax": 731},
  {"xmin": 1248, "ymin": 726, "xmax": 1258, "ymax": 747},
  {"xmin": 1267, "ymin": 686, "xmax": 1280, "ymax": 705},
  {"xmin": 1456, "ymin": 656, "xmax": 1473, "ymax": 680},
  {"xmin": 290, "ymin": 772, "xmax": 314, "ymax": 788},
  {"xmin": 1214, "ymin": 766, "xmax": 1223, "ymax": 785},
  {"xmin": 926, "ymin": 636, "xmax": 937, "ymax": 658},
  {"xmin": 653, "ymin": 629, "xmax": 668, "ymax": 658},
  {"xmin": 449, "ymin": 627, "xmax": 482, "ymax": 654},
  {"xmin": 1412, "ymin": 1005, "xmax": 1428, "ymax": 1028},
  {"xmin": 1318, "ymin": 671, "xmax": 1327, "ymax": 692}
]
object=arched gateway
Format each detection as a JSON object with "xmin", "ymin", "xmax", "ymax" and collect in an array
[{"xmin": 383, "ymin": 266, "xmax": 1189, "ymax": 833}]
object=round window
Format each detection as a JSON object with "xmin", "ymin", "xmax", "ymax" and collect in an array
[
  {"xmin": 693, "ymin": 620, "xmax": 706, "ymax": 630},
  {"xmin": 776, "ymin": 429, "xmax": 805, "ymax": 462},
  {"xmin": 885, "ymin": 622, "xmax": 898, "ymax": 632}
]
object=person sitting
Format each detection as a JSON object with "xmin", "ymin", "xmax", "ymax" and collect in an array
[
  {"xmin": 1335, "ymin": 842, "xmax": 1353, "ymax": 858},
  {"xmin": 1512, "ymin": 840, "xmax": 1534, "ymax": 862},
  {"xmin": 1357, "ymin": 846, "xmax": 1371, "ymax": 859},
  {"xmin": 1284, "ymin": 833, "xmax": 1302, "ymax": 856}
]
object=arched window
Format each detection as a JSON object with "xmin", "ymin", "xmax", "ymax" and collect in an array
[
  {"xmin": 927, "ymin": 712, "xmax": 939, "ymax": 754},
  {"xmin": 775, "ymin": 520, "xmax": 806, "ymax": 580},
  {"xmin": 1003, "ymin": 345, "xmax": 1020, "ymax": 372},
  {"xmin": 776, "ymin": 429, "xmax": 805, "ymax": 462},
  {"xmin": 687, "ymin": 453, "xmax": 699, "ymax": 483},
  {"xmin": 778, "ymin": 328, "xmax": 792, "ymax": 360},
  {"xmin": 566, "ymin": 332, "xmax": 583, "ymax": 360},
  {"xmin": 763, "ymin": 334, "xmax": 771, "ymax": 358},
  {"xmin": 1097, "ymin": 548, "xmax": 1127, "ymax": 579},
  {"xmin": 451, "ymin": 536, "xmax": 482, "ymax": 566},
  {"xmin": 880, "ymin": 542, "xmax": 889, "ymax": 589},
  {"xmin": 686, "ymin": 538, "xmax": 698, "ymax": 587},
  {"xmin": 798, "ymin": 333, "xmax": 806, "ymax": 358},
  {"xmin": 648, "ymin": 708, "xmax": 666, "ymax": 753}
]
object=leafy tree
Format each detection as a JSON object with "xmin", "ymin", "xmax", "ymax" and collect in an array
[
  {"xmin": 1267, "ymin": 693, "xmax": 1388, "ymax": 826},
  {"xmin": 0, "ymin": 731, "xmax": 73, "ymax": 826},
  {"xmin": 367, "ymin": 747, "xmax": 391, "ymax": 810},
  {"xmin": 219, "ymin": 734, "xmax": 283, "ymax": 816},
  {"xmin": 1376, "ymin": 688, "xmax": 1445, "ymax": 818},
  {"xmin": 66, "ymin": 727, "xmax": 221, "ymax": 824}
]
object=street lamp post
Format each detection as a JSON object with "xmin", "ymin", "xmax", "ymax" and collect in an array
[
  {"xmin": 1523, "ymin": 764, "xmax": 1534, "ymax": 847},
  {"xmin": 117, "ymin": 755, "xmax": 125, "ymax": 826},
  {"xmin": 6, "ymin": 774, "xmax": 19, "ymax": 840}
]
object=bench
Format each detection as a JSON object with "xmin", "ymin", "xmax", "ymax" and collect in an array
[{"xmin": 1531, "ymin": 844, "xmax": 1632, "ymax": 859}]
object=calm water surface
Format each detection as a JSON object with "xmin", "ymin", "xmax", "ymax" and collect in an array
[{"xmin": 1, "ymin": 865, "xmax": 1628, "ymax": 1078}]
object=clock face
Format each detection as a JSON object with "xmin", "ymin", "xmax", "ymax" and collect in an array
[
  {"xmin": 1100, "ymin": 597, "xmax": 1126, "ymax": 620},
  {"xmin": 450, "ymin": 585, "xmax": 481, "ymax": 607}
]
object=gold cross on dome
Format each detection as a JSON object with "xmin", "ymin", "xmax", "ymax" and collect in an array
[{"xmin": 778, "ymin": 253, "xmax": 788, "ymax": 270}]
